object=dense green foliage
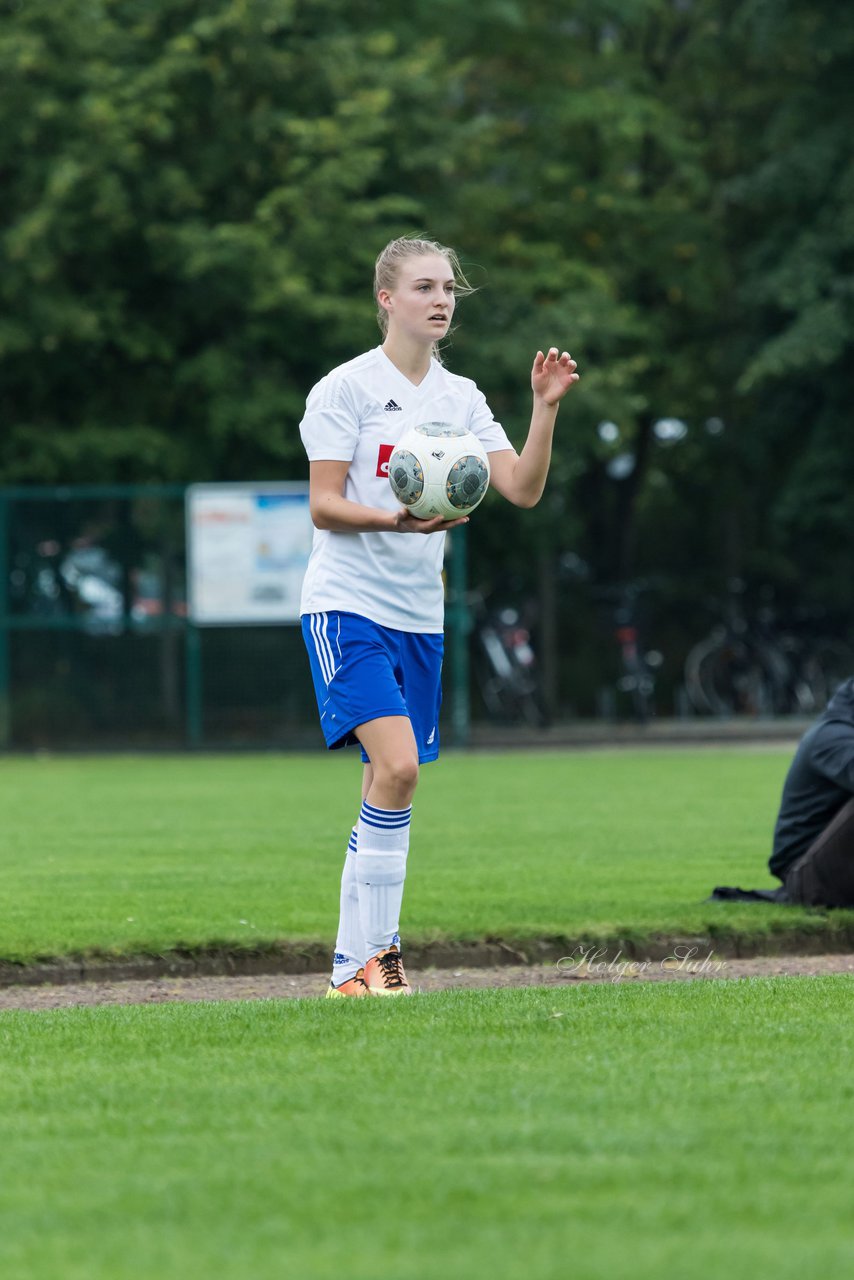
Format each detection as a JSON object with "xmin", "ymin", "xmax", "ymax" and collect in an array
[
  {"xmin": 4, "ymin": 749, "xmax": 850, "ymax": 965},
  {"xmin": 3, "ymin": 978, "xmax": 854, "ymax": 1278},
  {"xmin": 2, "ymin": 0, "xmax": 852, "ymax": 611}
]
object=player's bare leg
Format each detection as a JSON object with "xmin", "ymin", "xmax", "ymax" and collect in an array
[{"xmin": 357, "ymin": 715, "xmax": 419, "ymax": 811}]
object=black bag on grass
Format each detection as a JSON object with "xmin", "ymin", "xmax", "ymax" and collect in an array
[{"xmin": 706, "ymin": 885, "xmax": 790, "ymax": 904}]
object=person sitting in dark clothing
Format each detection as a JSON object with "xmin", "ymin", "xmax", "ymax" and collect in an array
[
  {"xmin": 710, "ymin": 677, "xmax": 854, "ymax": 907},
  {"xmin": 770, "ymin": 677, "xmax": 854, "ymax": 906}
]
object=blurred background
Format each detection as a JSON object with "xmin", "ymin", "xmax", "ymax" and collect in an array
[{"xmin": 1, "ymin": 0, "xmax": 852, "ymax": 749}]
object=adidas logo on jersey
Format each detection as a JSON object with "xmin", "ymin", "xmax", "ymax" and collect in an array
[{"xmin": 384, "ymin": 399, "xmax": 402, "ymax": 412}]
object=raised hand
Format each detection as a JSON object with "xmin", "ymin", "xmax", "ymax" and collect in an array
[{"xmin": 531, "ymin": 348, "xmax": 579, "ymax": 405}]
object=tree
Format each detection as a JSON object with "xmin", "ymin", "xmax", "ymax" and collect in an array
[
  {"xmin": 725, "ymin": 0, "xmax": 854, "ymax": 612},
  {"xmin": 0, "ymin": 0, "xmax": 452, "ymax": 481},
  {"xmin": 2, "ymin": 0, "xmax": 851, "ymax": 705}
]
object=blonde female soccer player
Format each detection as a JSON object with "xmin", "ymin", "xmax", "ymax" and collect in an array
[{"xmin": 299, "ymin": 236, "xmax": 579, "ymax": 996}]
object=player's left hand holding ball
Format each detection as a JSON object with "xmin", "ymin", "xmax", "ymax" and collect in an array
[{"xmin": 532, "ymin": 348, "xmax": 579, "ymax": 405}]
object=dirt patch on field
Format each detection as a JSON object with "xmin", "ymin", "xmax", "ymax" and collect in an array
[
  {"xmin": 2, "ymin": 952, "xmax": 853, "ymax": 1012},
  {"xmin": 5, "ymin": 923, "xmax": 854, "ymax": 993}
]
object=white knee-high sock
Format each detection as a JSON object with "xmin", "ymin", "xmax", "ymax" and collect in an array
[
  {"xmin": 356, "ymin": 800, "xmax": 411, "ymax": 960},
  {"xmin": 332, "ymin": 827, "xmax": 365, "ymax": 985}
]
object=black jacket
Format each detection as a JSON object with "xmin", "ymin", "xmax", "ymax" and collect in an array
[{"xmin": 770, "ymin": 677, "xmax": 854, "ymax": 879}]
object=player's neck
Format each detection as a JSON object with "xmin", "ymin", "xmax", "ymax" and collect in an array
[{"xmin": 381, "ymin": 334, "xmax": 433, "ymax": 387}]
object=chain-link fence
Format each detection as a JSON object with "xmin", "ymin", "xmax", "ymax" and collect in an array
[{"xmin": 0, "ymin": 486, "xmax": 471, "ymax": 751}]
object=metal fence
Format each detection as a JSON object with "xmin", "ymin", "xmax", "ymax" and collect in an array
[{"xmin": 0, "ymin": 486, "xmax": 471, "ymax": 751}]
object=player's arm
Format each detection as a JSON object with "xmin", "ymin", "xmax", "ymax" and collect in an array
[
  {"xmin": 488, "ymin": 348, "xmax": 579, "ymax": 509},
  {"xmin": 309, "ymin": 460, "xmax": 467, "ymax": 534}
]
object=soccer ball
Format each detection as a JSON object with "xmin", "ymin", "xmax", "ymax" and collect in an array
[{"xmin": 387, "ymin": 422, "xmax": 490, "ymax": 521}]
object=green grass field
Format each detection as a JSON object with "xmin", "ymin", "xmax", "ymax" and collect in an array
[
  {"xmin": 3, "ymin": 977, "xmax": 854, "ymax": 1280},
  {"xmin": 3, "ymin": 749, "xmax": 853, "ymax": 1279},
  {"xmin": 1, "ymin": 748, "xmax": 850, "ymax": 965}
]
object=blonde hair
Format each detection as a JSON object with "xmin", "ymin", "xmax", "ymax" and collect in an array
[{"xmin": 374, "ymin": 236, "xmax": 475, "ymax": 351}]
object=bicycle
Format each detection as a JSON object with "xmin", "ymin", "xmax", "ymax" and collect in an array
[
  {"xmin": 592, "ymin": 580, "xmax": 663, "ymax": 723},
  {"xmin": 684, "ymin": 584, "xmax": 854, "ymax": 716},
  {"xmin": 469, "ymin": 592, "xmax": 548, "ymax": 727}
]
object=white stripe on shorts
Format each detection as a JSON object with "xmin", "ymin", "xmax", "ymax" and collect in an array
[{"xmin": 310, "ymin": 612, "xmax": 337, "ymax": 686}]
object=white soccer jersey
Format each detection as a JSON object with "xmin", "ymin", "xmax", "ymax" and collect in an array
[{"xmin": 299, "ymin": 346, "xmax": 513, "ymax": 633}]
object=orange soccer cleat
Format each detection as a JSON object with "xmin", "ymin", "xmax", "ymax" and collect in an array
[
  {"xmin": 363, "ymin": 945, "xmax": 413, "ymax": 996},
  {"xmin": 326, "ymin": 968, "xmax": 370, "ymax": 998}
]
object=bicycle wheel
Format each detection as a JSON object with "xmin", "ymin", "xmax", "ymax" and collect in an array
[{"xmin": 687, "ymin": 635, "xmax": 766, "ymax": 716}]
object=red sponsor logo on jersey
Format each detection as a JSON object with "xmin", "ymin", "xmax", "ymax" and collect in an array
[{"xmin": 376, "ymin": 443, "xmax": 394, "ymax": 477}]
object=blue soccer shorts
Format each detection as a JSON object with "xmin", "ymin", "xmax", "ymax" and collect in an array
[{"xmin": 301, "ymin": 611, "xmax": 444, "ymax": 763}]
